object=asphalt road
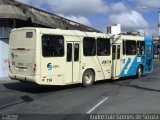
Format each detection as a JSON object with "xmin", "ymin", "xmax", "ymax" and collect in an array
[{"xmin": 0, "ymin": 61, "xmax": 160, "ymax": 119}]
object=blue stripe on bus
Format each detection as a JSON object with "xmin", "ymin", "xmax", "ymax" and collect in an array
[
  {"xmin": 120, "ymin": 58, "xmax": 131, "ymax": 77},
  {"xmin": 120, "ymin": 37, "xmax": 153, "ymax": 78},
  {"xmin": 120, "ymin": 55, "xmax": 146, "ymax": 77}
]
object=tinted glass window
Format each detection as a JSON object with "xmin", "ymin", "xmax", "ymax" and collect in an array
[
  {"xmin": 74, "ymin": 43, "xmax": 79, "ymax": 61},
  {"xmin": 26, "ymin": 32, "xmax": 33, "ymax": 38},
  {"xmin": 67, "ymin": 43, "xmax": 72, "ymax": 62},
  {"xmin": 117, "ymin": 45, "xmax": 120, "ymax": 59},
  {"xmin": 112, "ymin": 45, "xmax": 116, "ymax": 60},
  {"xmin": 42, "ymin": 35, "xmax": 64, "ymax": 57},
  {"xmin": 83, "ymin": 37, "xmax": 96, "ymax": 56},
  {"xmin": 126, "ymin": 40, "xmax": 136, "ymax": 55},
  {"xmin": 123, "ymin": 40, "xmax": 126, "ymax": 55},
  {"xmin": 97, "ymin": 38, "xmax": 110, "ymax": 56},
  {"xmin": 137, "ymin": 41, "xmax": 145, "ymax": 55}
]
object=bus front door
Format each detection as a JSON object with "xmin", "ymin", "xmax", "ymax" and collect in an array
[
  {"xmin": 112, "ymin": 44, "xmax": 121, "ymax": 79},
  {"xmin": 146, "ymin": 45, "xmax": 153, "ymax": 72},
  {"xmin": 66, "ymin": 42, "xmax": 80, "ymax": 84}
]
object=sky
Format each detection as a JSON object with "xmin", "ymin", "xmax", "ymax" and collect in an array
[{"xmin": 17, "ymin": 0, "xmax": 160, "ymax": 37}]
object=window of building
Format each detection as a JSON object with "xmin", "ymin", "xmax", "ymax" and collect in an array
[
  {"xmin": 126, "ymin": 40, "xmax": 136, "ymax": 55},
  {"xmin": 83, "ymin": 37, "xmax": 96, "ymax": 56},
  {"xmin": 137, "ymin": 41, "xmax": 145, "ymax": 55},
  {"xmin": 42, "ymin": 35, "xmax": 64, "ymax": 57},
  {"xmin": 0, "ymin": 27, "xmax": 11, "ymax": 38},
  {"xmin": 97, "ymin": 38, "xmax": 110, "ymax": 56},
  {"xmin": 0, "ymin": 27, "xmax": 2, "ymax": 37}
]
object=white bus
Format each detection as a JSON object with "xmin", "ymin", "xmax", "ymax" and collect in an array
[{"xmin": 8, "ymin": 28, "xmax": 153, "ymax": 86}]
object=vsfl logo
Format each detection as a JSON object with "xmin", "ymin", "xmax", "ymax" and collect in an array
[
  {"xmin": 47, "ymin": 63, "xmax": 59, "ymax": 71},
  {"xmin": 47, "ymin": 63, "xmax": 52, "ymax": 71},
  {"xmin": 102, "ymin": 60, "xmax": 111, "ymax": 65}
]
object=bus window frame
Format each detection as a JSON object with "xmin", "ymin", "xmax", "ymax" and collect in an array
[
  {"xmin": 137, "ymin": 41, "xmax": 145, "ymax": 55},
  {"xmin": 83, "ymin": 37, "xmax": 96, "ymax": 56},
  {"xmin": 41, "ymin": 34, "xmax": 65, "ymax": 58},
  {"xmin": 97, "ymin": 38, "xmax": 111, "ymax": 56},
  {"xmin": 126, "ymin": 40, "xmax": 137, "ymax": 55}
]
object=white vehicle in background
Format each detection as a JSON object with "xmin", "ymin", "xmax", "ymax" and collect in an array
[{"xmin": 8, "ymin": 28, "xmax": 153, "ymax": 87}]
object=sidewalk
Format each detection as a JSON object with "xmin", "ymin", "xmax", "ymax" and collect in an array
[{"xmin": 0, "ymin": 77, "xmax": 15, "ymax": 84}]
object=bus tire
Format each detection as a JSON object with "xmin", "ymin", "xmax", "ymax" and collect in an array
[
  {"xmin": 137, "ymin": 66, "xmax": 142, "ymax": 78},
  {"xmin": 82, "ymin": 69, "xmax": 95, "ymax": 87}
]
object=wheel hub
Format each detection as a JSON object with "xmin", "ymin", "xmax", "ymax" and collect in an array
[{"xmin": 85, "ymin": 74, "xmax": 92, "ymax": 83}]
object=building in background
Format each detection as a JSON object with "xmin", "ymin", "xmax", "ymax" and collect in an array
[
  {"xmin": 0, "ymin": 23, "xmax": 11, "ymax": 77},
  {"xmin": 153, "ymin": 8, "xmax": 160, "ymax": 59},
  {"xmin": 107, "ymin": 24, "xmax": 121, "ymax": 35},
  {"xmin": 0, "ymin": 0, "xmax": 100, "ymax": 78},
  {"xmin": 153, "ymin": 36, "xmax": 160, "ymax": 59}
]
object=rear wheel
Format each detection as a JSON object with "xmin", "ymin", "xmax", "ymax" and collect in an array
[
  {"xmin": 137, "ymin": 66, "xmax": 142, "ymax": 78},
  {"xmin": 82, "ymin": 70, "xmax": 95, "ymax": 87}
]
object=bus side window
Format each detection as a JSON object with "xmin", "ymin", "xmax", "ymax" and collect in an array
[
  {"xmin": 83, "ymin": 37, "xmax": 96, "ymax": 56},
  {"xmin": 97, "ymin": 38, "xmax": 110, "ymax": 56},
  {"xmin": 46, "ymin": 46, "xmax": 52, "ymax": 57},
  {"xmin": 137, "ymin": 41, "xmax": 145, "ymax": 55},
  {"xmin": 126, "ymin": 40, "xmax": 136, "ymax": 55},
  {"xmin": 42, "ymin": 35, "xmax": 64, "ymax": 57}
]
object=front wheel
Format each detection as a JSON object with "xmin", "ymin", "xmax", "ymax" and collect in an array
[
  {"xmin": 82, "ymin": 70, "xmax": 95, "ymax": 87},
  {"xmin": 137, "ymin": 66, "xmax": 142, "ymax": 78}
]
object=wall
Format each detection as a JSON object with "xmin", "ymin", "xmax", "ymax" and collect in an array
[
  {"xmin": 0, "ymin": 26, "xmax": 11, "ymax": 78},
  {"xmin": 0, "ymin": 39, "xmax": 9, "ymax": 78}
]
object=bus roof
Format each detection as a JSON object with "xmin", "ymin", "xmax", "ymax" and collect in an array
[
  {"xmin": 11, "ymin": 27, "xmax": 111, "ymax": 38},
  {"xmin": 145, "ymin": 37, "xmax": 153, "ymax": 44},
  {"xmin": 11, "ymin": 27, "xmax": 146, "ymax": 41},
  {"xmin": 112, "ymin": 34, "xmax": 144, "ymax": 41}
]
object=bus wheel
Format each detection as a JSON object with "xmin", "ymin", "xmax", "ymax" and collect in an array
[
  {"xmin": 137, "ymin": 66, "xmax": 142, "ymax": 78},
  {"xmin": 82, "ymin": 70, "xmax": 95, "ymax": 87}
]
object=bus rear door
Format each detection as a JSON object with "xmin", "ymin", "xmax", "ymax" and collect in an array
[
  {"xmin": 112, "ymin": 44, "xmax": 121, "ymax": 79},
  {"xmin": 66, "ymin": 42, "xmax": 80, "ymax": 83}
]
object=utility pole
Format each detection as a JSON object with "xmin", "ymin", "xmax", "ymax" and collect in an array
[
  {"xmin": 158, "ymin": 8, "xmax": 160, "ymax": 60},
  {"xmin": 158, "ymin": 8, "xmax": 160, "ymax": 37}
]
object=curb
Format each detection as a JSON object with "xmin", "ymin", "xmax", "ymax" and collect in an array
[{"xmin": 0, "ymin": 77, "xmax": 16, "ymax": 84}]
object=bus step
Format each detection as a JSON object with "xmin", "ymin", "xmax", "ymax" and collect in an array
[{"xmin": 112, "ymin": 76, "xmax": 120, "ymax": 80}]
